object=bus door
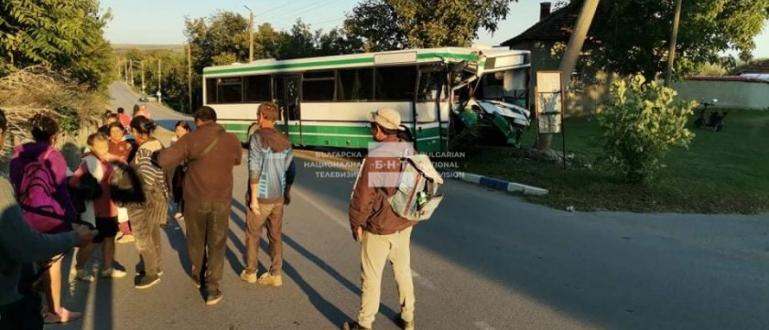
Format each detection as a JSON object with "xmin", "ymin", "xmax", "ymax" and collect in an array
[{"xmin": 276, "ymin": 74, "xmax": 302, "ymax": 145}]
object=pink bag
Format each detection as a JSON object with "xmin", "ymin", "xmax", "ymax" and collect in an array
[{"xmin": 17, "ymin": 149, "xmax": 69, "ymax": 233}]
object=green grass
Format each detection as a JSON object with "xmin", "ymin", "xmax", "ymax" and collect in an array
[{"xmin": 462, "ymin": 110, "xmax": 769, "ymax": 214}]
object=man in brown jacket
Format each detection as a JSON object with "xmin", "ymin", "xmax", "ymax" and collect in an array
[
  {"xmin": 154, "ymin": 106, "xmax": 242, "ymax": 305},
  {"xmin": 344, "ymin": 108, "xmax": 416, "ymax": 330}
]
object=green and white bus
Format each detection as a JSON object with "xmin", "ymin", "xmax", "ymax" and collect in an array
[{"xmin": 202, "ymin": 46, "xmax": 531, "ymax": 152}]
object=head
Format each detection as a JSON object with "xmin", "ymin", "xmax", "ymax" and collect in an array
[
  {"xmin": 87, "ymin": 132, "xmax": 110, "ymax": 159},
  {"xmin": 257, "ymin": 102, "xmax": 279, "ymax": 128},
  {"xmin": 106, "ymin": 113, "xmax": 118, "ymax": 125},
  {"xmin": 175, "ymin": 121, "xmax": 192, "ymax": 138},
  {"xmin": 117, "ymin": 107, "xmax": 125, "ymax": 115},
  {"xmin": 193, "ymin": 106, "xmax": 217, "ymax": 127},
  {"xmin": 369, "ymin": 108, "xmax": 404, "ymax": 142},
  {"xmin": 0, "ymin": 108, "xmax": 7, "ymax": 150},
  {"xmin": 30, "ymin": 113, "xmax": 60, "ymax": 145},
  {"xmin": 132, "ymin": 104, "xmax": 141, "ymax": 117},
  {"xmin": 108, "ymin": 122, "xmax": 126, "ymax": 142},
  {"xmin": 130, "ymin": 116, "xmax": 157, "ymax": 144}
]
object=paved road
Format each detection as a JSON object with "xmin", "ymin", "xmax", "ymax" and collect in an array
[{"xmin": 54, "ymin": 82, "xmax": 769, "ymax": 330}]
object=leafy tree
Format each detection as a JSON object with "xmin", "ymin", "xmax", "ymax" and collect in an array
[
  {"xmin": 344, "ymin": 0, "xmax": 518, "ymax": 51},
  {"xmin": 578, "ymin": 0, "xmax": 769, "ymax": 79},
  {"xmin": 598, "ymin": 74, "xmax": 696, "ymax": 184},
  {"xmin": 0, "ymin": 0, "xmax": 114, "ymax": 90}
]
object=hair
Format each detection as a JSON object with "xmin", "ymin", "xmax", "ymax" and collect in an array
[
  {"xmin": 130, "ymin": 116, "xmax": 157, "ymax": 136},
  {"xmin": 175, "ymin": 120, "xmax": 192, "ymax": 132},
  {"xmin": 117, "ymin": 107, "xmax": 125, "ymax": 114},
  {"xmin": 87, "ymin": 132, "xmax": 109, "ymax": 146},
  {"xmin": 194, "ymin": 106, "xmax": 217, "ymax": 122},
  {"xmin": 258, "ymin": 102, "xmax": 280, "ymax": 121},
  {"xmin": 30, "ymin": 114, "xmax": 60, "ymax": 142},
  {"xmin": 106, "ymin": 113, "xmax": 118, "ymax": 120},
  {"xmin": 0, "ymin": 108, "xmax": 6, "ymax": 132},
  {"xmin": 132, "ymin": 104, "xmax": 141, "ymax": 116},
  {"xmin": 108, "ymin": 121, "xmax": 125, "ymax": 133},
  {"xmin": 371, "ymin": 123, "xmax": 413, "ymax": 142}
]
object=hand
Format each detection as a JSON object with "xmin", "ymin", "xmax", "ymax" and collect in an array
[
  {"xmin": 355, "ymin": 226, "xmax": 364, "ymax": 242},
  {"xmin": 73, "ymin": 224, "xmax": 97, "ymax": 247},
  {"xmin": 283, "ymin": 191, "xmax": 291, "ymax": 205},
  {"xmin": 250, "ymin": 201, "xmax": 261, "ymax": 215}
]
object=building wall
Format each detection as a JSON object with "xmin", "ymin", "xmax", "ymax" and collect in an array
[{"xmin": 673, "ymin": 80, "xmax": 769, "ymax": 110}]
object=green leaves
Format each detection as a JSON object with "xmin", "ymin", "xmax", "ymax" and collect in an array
[{"xmin": 598, "ymin": 74, "xmax": 696, "ymax": 184}]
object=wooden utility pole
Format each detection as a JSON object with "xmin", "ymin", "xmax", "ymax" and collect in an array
[
  {"xmin": 245, "ymin": 5, "xmax": 254, "ymax": 62},
  {"xmin": 187, "ymin": 44, "xmax": 193, "ymax": 112},
  {"xmin": 537, "ymin": 0, "xmax": 600, "ymax": 151},
  {"xmin": 665, "ymin": 0, "xmax": 683, "ymax": 86},
  {"xmin": 157, "ymin": 59, "xmax": 162, "ymax": 103},
  {"xmin": 140, "ymin": 60, "xmax": 146, "ymax": 94},
  {"xmin": 128, "ymin": 60, "xmax": 134, "ymax": 86}
]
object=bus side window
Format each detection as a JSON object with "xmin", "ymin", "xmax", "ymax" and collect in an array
[
  {"xmin": 375, "ymin": 66, "xmax": 416, "ymax": 101},
  {"xmin": 337, "ymin": 68, "xmax": 373, "ymax": 101},
  {"xmin": 217, "ymin": 77, "xmax": 243, "ymax": 104},
  {"xmin": 244, "ymin": 76, "xmax": 271, "ymax": 102}
]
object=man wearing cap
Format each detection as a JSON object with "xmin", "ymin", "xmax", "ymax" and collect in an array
[{"xmin": 344, "ymin": 108, "xmax": 416, "ymax": 330}]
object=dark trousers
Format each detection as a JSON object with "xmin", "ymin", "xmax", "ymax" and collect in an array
[
  {"xmin": 128, "ymin": 190, "xmax": 167, "ymax": 276},
  {"xmin": 184, "ymin": 201, "xmax": 230, "ymax": 292},
  {"xmin": 245, "ymin": 203, "xmax": 284, "ymax": 275},
  {"xmin": 0, "ymin": 293, "xmax": 44, "ymax": 330}
]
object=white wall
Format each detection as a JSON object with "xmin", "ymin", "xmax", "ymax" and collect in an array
[{"xmin": 673, "ymin": 80, "xmax": 769, "ymax": 110}]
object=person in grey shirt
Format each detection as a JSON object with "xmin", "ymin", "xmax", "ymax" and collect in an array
[{"xmin": 0, "ymin": 108, "xmax": 95, "ymax": 329}]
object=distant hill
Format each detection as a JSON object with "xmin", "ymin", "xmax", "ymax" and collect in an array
[{"xmin": 112, "ymin": 44, "xmax": 185, "ymax": 54}]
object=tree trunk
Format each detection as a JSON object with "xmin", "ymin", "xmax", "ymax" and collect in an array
[{"xmin": 665, "ymin": 0, "xmax": 683, "ymax": 86}]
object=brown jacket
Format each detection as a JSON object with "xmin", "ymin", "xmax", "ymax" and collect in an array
[
  {"xmin": 156, "ymin": 123, "xmax": 242, "ymax": 206},
  {"xmin": 348, "ymin": 136, "xmax": 413, "ymax": 235}
]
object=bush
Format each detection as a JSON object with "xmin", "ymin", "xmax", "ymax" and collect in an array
[{"xmin": 598, "ymin": 74, "xmax": 696, "ymax": 184}]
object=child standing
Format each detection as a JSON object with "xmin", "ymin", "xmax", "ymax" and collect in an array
[
  {"xmin": 70, "ymin": 133, "xmax": 126, "ymax": 281},
  {"xmin": 107, "ymin": 122, "xmax": 135, "ymax": 244}
]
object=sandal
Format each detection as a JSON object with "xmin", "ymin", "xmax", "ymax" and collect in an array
[{"xmin": 44, "ymin": 307, "xmax": 82, "ymax": 324}]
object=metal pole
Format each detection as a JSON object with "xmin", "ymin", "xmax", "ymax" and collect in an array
[
  {"xmin": 245, "ymin": 5, "xmax": 254, "ymax": 62},
  {"xmin": 188, "ymin": 44, "xmax": 193, "ymax": 112},
  {"xmin": 141, "ymin": 60, "xmax": 145, "ymax": 94},
  {"xmin": 158, "ymin": 59, "xmax": 162, "ymax": 103},
  {"xmin": 665, "ymin": 0, "xmax": 683, "ymax": 86}
]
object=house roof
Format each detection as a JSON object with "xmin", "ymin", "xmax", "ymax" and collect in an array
[{"xmin": 501, "ymin": 3, "xmax": 581, "ymax": 47}]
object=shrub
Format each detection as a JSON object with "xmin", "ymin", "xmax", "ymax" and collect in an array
[{"xmin": 598, "ymin": 74, "xmax": 696, "ymax": 184}]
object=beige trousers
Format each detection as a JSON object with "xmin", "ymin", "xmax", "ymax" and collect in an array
[{"xmin": 357, "ymin": 226, "xmax": 415, "ymax": 328}]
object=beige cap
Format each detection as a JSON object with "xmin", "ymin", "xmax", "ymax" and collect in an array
[{"xmin": 371, "ymin": 108, "xmax": 405, "ymax": 131}]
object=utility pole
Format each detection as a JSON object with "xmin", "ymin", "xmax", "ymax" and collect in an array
[
  {"xmin": 536, "ymin": 0, "xmax": 600, "ymax": 151},
  {"xmin": 128, "ymin": 60, "xmax": 134, "ymax": 86},
  {"xmin": 140, "ymin": 60, "xmax": 146, "ymax": 94},
  {"xmin": 245, "ymin": 5, "xmax": 254, "ymax": 62},
  {"xmin": 157, "ymin": 59, "xmax": 162, "ymax": 103},
  {"xmin": 665, "ymin": 0, "xmax": 683, "ymax": 86},
  {"xmin": 188, "ymin": 44, "xmax": 193, "ymax": 112}
]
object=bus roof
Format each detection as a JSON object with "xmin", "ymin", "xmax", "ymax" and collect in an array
[{"xmin": 202, "ymin": 47, "xmax": 530, "ymax": 77}]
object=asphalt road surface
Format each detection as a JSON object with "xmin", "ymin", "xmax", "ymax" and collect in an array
[{"xmin": 52, "ymin": 82, "xmax": 769, "ymax": 330}]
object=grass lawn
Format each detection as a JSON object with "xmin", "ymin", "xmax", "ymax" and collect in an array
[{"xmin": 462, "ymin": 110, "xmax": 769, "ymax": 214}]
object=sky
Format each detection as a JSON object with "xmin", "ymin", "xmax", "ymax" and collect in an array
[{"xmin": 101, "ymin": 0, "xmax": 769, "ymax": 59}]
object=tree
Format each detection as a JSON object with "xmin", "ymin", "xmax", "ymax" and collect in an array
[
  {"xmin": 581, "ymin": 0, "xmax": 769, "ymax": 79},
  {"xmin": 0, "ymin": 0, "xmax": 115, "ymax": 90},
  {"xmin": 344, "ymin": 0, "xmax": 518, "ymax": 51}
]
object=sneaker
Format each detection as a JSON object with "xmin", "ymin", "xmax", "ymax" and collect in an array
[
  {"xmin": 192, "ymin": 275, "xmax": 201, "ymax": 289},
  {"xmin": 257, "ymin": 272, "xmax": 283, "ymax": 287},
  {"xmin": 240, "ymin": 270, "xmax": 257, "ymax": 284},
  {"xmin": 100, "ymin": 268, "xmax": 127, "ymax": 279},
  {"xmin": 341, "ymin": 321, "xmax": 371, "ymax": 330},
  {"xmin": 206, "ymin": 290, "xmax": 223, "ymax": 305},
  {"xmin": 116, "ymin": 234, "xmax": 135, "ymax": 244},
  {"xmin": 158, "ymin": 270, "xmax": 164, "ymax": 277},
  {"xmin": 43, "ymin": 307, "xmax": 82, "ymax": 324},
  {"xmin": 135, "ymin": 275, "xmax": 160, "ymax": 289},
  {"xmin": 394, "ymin": 316, "xmax": 415, "ymax": 330},
  {"xmin": 75, "ymin": 269, "xmax": 95, "ymax": 283}
]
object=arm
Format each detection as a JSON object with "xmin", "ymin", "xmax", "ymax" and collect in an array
[
  {"xmin": 348, "ymin": 159, "xmax": 377, "ymax": 234},
  {"xmin": 50, "ymin": 151, "xmax": 78, "ymax": 223},
  {"xmin": 0, "ymin": 182, "xmax": 79, "ymax": 263},
  {"xmin": 68, "ymin": 163, "xmax": 87, "ymax": 188},
  {"xmin": 283, "ymin": 153, "xmax": 296, "ymax": 205},
  {"xmin": 233, "ymin": 135, "xmax": 243, "ymax": 166},
  {"xmin": 155, "ymin": 134, "xmax": 189, "ymax": 169},
  {"xmin": 248, "ymin": 134, "xmax": 263, "ymax": 211}
]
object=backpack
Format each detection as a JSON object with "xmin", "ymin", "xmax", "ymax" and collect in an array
[
  {"xmin": 17, "ymin": 149, "xmax": 69, "ymax": 233},
  {"xmin": 386, "ymin": 154, "xmax": 444, "ymax": 222}
]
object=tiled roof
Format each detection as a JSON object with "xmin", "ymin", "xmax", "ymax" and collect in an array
[{"xmin": 501, "ymin": 3, "xmax": 581, "ymax": 46}]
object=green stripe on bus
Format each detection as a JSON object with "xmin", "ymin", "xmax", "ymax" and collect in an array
[{"xmin": 204, "ymin": 52, "xmax": 480, "ymax": 75}]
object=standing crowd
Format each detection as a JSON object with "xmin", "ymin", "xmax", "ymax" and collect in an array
[{"xmin": 1, "ymin": 103, "xmax": 422, "ymax": 330}]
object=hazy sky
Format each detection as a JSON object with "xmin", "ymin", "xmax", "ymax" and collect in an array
[{"xmin": 101, "ymin": 0, "xmax": 769, "ymax": 59}]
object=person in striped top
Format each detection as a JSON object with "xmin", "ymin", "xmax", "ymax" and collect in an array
[{"xmin": 127, "ymin": 116, "xmax": 168, "ymax": 289}]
